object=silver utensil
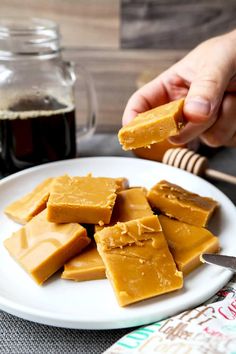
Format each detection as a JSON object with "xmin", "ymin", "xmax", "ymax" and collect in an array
[{"xmin": 201, "ymin": 254, "xmax": 236, "ymax": 272}]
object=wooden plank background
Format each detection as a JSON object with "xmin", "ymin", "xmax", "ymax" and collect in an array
[
  {"xmin": 121, "ymin": 0, "xmax": 236, "ymax": 49},
  {"xmin": 0, "ymin": 0, "xmax": 235, "ymax": 131},
  {"xmin": 0, "ymin": 0, "xmax": 119, "ymax": 48},
  {"xmin": 64, "ymin": 49, "xmax": 186, "ymax": 131}
]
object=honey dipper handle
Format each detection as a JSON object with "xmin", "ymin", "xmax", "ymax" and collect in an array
[{"xmin": 205, "ymin": 168, "xmax": 236, "ymax": 185}]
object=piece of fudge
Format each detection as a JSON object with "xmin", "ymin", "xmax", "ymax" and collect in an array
[
  {"xmin": 118, "ymin": 99, "xmax": 184, "ymax": 150},
  {"xmin": 133, "ymin": 139, "xmax": 185, "ymax": 162},
  {"xmin": 62, "ymin": 242, "xmax": 105, "ymax": 281},
  {"xmin": 147, "ymin": 180, "xmax": 218, "ymax": 227},
  {"xmin": 159, "ymin": 215, "xmax": 220, "ymax": 275},
  {"xmin": 111, "ymin": 187, "xmax": 153, "ymax": 222},
  {"xmin": 47, "ymin": 175, "xmax": 118, "ymax": 224},
  {"xmin": 95, "ymin": 215, "xmax": 183, "ymax": 307},
  {"xmin": 95, "ymin": 187, "xmax": 153, "ymax": 232},
  {"xmin": 4, "ymin": 178, "xmax": 54, "ymax": 224},
  {"xmin": 64, "ymin": 187, "xmax": 153, "ymax": 281},
  {"xmin": 114, "ymin": 177, "xmax": 129, "ymax": 192},
  {"xmin": 4, "ymin": 210, "xmax": 90, "ymax": 285}
]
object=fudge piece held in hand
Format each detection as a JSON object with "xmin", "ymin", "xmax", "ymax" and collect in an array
[{"xmin": 118, "ymin": 99, "xmax": 184, "ymax": 150}]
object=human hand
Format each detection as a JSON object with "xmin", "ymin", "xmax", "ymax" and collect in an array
[{"xmin": 122, "ymin": 30, "xmax": 236, "ymax": 147}]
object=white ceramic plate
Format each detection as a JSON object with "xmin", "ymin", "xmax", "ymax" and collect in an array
[{"xmin": 0, "ymin": 157, "xmax": 235, "ymax": 329}]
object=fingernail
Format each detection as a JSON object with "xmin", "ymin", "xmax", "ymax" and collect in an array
[
  {"xmin": 168, "ymin": 136, "xmax": 183, "ymax": 145},
  {"xmin": 185, "ymin": 97, "xmax": 211, "ymax": 117}
]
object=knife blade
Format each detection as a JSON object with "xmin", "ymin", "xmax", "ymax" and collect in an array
[{"xmin": 201, "ymin": 254, "xmax": 236, "ymax": 272}]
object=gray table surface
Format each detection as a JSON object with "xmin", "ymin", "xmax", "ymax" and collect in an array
[{"xmin": 1, "ymin": 134, "xmax": 236, "ymax": 354}]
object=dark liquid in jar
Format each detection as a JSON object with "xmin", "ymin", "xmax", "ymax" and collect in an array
[{"xmin": 0, "ymin": 95, "xmax": 76, "ymax": 175}]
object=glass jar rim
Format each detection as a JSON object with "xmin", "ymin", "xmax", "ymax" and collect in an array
[
  {"xmin": 0, "ymin": 17, "xmax": 59, "ymax": 35},
  {"xmin": 0, "ymin": 17, "xmax": 60, "ymax": 58}
]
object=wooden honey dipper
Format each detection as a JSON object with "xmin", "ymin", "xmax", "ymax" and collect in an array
[{"xmin": 163, "ymin": 148, "xmax": 236, "ymax": 185}]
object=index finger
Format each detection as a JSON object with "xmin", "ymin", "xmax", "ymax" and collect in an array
[{"xmin": 122, "ymin": 76, "xmax": 169, "ymax": 126}]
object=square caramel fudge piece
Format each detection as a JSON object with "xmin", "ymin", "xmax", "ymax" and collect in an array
[
  {"xmin": 62, "ymin": 241, "xmax": 106, "ymax": 281},
  {"xmin": 159, "ymin": 215, "xmax": 220, "ymax": 275},
  {"xmin": 64, "ymin": 187, "xmax": 153, "ymax": 281},
  {"xmin": 47, "ymin": 175, "xmax": 118, "ymax": 224},
  {"xmin": 95, "ymin": 187, "xmax": 153, "ymax": 232},
  {"xmin": 111, "ymin": 187, "xmax": 153, "ymax": 222},
  {"xmin": 147, "ymin": 180, "xmax": 218, "ymax": 227},
  {"xmin": 95, "ymin": 215, "xmax": 183, "ymax": 307},
  {"xmin": 118, "ymin": 99, "xmax": 184, "ymax": 150},
  {"xmin": 4, "ymin": 209, "xmax": 90, "ymax": 285},
  {"xmin": 4, "ymin": 178, "xmax": 54, "ymax": 224}
]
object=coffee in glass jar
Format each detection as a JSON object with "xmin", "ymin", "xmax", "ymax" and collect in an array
[
  {"xmin": 0, "ymin": 95, "xmax": 76, "ymax": 174},
  {"xmin": 0, "ymin": 18, "xmax": 96, "ymax": 175}
]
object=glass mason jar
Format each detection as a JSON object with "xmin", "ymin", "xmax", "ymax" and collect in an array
[{"xmin": 0, "ymin": 18, "xmax": 96, "ymax": 175}]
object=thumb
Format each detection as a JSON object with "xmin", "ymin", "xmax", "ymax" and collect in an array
[{"xmin": 184, "ymin": 69, "xmax": 231, "ymax": 124}]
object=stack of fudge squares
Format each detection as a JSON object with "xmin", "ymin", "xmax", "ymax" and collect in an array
[{"xmin": 4, "ymin": 174, "xmax": 219, "ymax": 307}]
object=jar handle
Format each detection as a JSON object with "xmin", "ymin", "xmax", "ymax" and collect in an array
[{"xmin": 67, "ymin": 61, "xmax": 97, "ymax": 141}]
